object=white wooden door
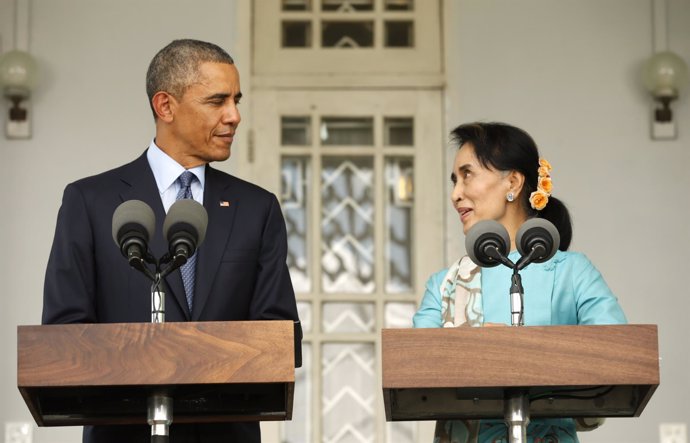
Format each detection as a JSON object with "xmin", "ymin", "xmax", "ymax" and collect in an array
[{"xmin": 250, "ymin": 88, "xmax": 444, "ymax": 443}]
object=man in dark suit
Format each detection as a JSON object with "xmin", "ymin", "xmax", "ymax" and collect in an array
[{"xmin": 42, "ymin": 39, "xmax": 300, "ymax": 443}]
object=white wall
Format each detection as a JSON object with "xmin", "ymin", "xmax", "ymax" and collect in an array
[
  {"xmin": 1, "ymin": 1, "xmax": 688, "ymax": 442},
  {"xmin": 444, "ymin": 1, "xmax": 690, "ymax": 442}
]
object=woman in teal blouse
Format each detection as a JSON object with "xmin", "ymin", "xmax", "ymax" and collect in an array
[{"xmin": 413, "ymin": 122, "xmax": 626, "ymax": 443}]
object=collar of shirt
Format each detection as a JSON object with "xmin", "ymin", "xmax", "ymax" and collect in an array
[{"xmin": 146, "ymin": 140, "xmax": 206, "ymax": 212}]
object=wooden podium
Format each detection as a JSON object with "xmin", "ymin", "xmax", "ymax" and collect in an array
[
  {"xmin": 17, "ymin": 320, "xmax": 296, "ymax": 426},
  {"xmin": 382, "ymin": 325, "xmax": 659, "ymax": 421}
]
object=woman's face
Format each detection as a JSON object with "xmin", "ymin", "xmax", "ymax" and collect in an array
[{"xmin": 450, "ymin": 143, "xmax": 512, "ymax": 234}]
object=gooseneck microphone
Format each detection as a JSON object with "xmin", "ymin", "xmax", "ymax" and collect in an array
[
  {"xmin": 112, "ymin": 200, "xmax": 156, "ymax": 278},
  {"xmin": 465, "ymin": 217, "xmax": 561, "ymax": 327},
  {"xmin": 465, "ymin": 220, "xmax": 513, "ymax": 268},
  {"xmin": 515, "ymin": 218, "xmax": 560, "ymax": 270},
  {"xmin": 161, "ymin": 199, "xmax": 208, "ymax": 273}
]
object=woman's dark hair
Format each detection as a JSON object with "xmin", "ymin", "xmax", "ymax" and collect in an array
[{"xmin": 450, "ymin": 122, "xmax": 572, "ymax": 251}]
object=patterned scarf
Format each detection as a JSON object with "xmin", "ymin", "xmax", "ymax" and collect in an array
[{"xmin": 434, "ymin": 255, "xmax": 482, "ymax": 443}]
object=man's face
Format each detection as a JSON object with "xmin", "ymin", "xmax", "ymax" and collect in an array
[{"xmin": 167, "ymin": 62, "xmax": 241, "ymax": 168}]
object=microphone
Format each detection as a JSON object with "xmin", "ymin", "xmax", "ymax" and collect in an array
[
  {"xmin": 162, "ymin": 199, "xmax": 208, "ymax": 269},
  {"xmin": 465, "ymin": 220, "xmax": 512, "ymax": 268},
  {"xmin": 515, "ymin": 218, "xmax": 560, "ymax": 270},
  {"xmin": 112, "ymin": 200, "xmax": 156, "ymax": 272}
]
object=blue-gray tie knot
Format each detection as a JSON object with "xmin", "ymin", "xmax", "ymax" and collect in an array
[{"xmin": 177, "ymin": 171, "xmax": 195, "ymax": 200}]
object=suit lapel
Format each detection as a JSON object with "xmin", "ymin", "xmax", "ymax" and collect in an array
[
  {"xmin": 118, "ymin": 152, "xmax": 191, "ymax": 319},
  {"xmin": 192, "ymin": 166, "xmax": 238, "ymax": 320}
]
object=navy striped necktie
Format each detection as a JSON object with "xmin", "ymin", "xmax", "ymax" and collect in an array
[{"xmin": 176, "ymin": 171, "xmax": 196, "ymax": 312}]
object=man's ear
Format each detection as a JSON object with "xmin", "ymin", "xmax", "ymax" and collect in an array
[
  {"xmin": 507, "ymin": 170, "xmax": 526, "ymax": 198},
  {"xmin": 151, "ymin": 91, "xmax": 176, "ymax": 123}
]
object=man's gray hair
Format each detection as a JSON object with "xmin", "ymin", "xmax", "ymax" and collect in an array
[{"xmin": 146, "ymin": 39, "xmax": 234, "ymax": 118}]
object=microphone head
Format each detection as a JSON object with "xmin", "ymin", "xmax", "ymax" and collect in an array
[
  {"xmin": 516, "ymin": 218, "xmax": 560, "ymax": 263},
  {"xmin": 163, "ymin": 199, "xmax": 209, "ymax": 251},
  {"xmin": 465, "ymin": 220, "xmax": 510, "ymax": 267},
  {"xmin": 111, "ymin": 200, "xmax": 156, "ymax": 249}
]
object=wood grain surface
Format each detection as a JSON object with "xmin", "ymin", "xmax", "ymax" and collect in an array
[
  {"xmin": 17, "ymin": 321, "xmax": 296, "ymax": 425},
  {"xmin": 383, "ymin": 325, "xmax": 658, "ymax": 388},
  {"xmin": 381, "ymin": 325, "xmax": 659, "ymax": 421},
  {"xmin": 18, "ymin": 321, "xmax": 294, "ymax": 387}
]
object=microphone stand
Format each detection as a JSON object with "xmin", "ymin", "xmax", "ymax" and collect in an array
[
  {"xmin": 147, "ymin": 268, "xmax": 172, "ymax": 443},
  {"xmin": 487, "ymin": 245, "xmax": 543, "ymax": 443},
  {"xmin": 505, "ymin": 264, "xmax": 529, "ymax": 443},
  {"xmin": 130, "ymin": 252, "xmax": 188, "ymax": 443},
  {"xmin": 509, "ymin": 271, "xmax": 525, "ymax": 327},
  {"xmin": 151, "ymin": 273, "xmax": 165, "ymax": 324},
  {"xmin": 148, "ymin": 392, "xmax": 173, "ymax": 443},
  {"xmin": 145, "ymin": 252, "xmax": 188, "ymax": 443},
  {"xmin": 509, "ymin": 246, "xmax": 543, "ymax": 329}
]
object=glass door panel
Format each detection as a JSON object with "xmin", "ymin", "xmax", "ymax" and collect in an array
[{"xmin": 253, "ymin": 89, "xmax": 443, "ymax": 443}]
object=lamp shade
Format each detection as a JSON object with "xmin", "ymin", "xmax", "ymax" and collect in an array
[
  {"xmin": 642, "ymin": 51, "xmax": 689, "ymax": 99},
  {"xmin": 0, "ymin": 50, "xmax": 39, "ymax": 97}
]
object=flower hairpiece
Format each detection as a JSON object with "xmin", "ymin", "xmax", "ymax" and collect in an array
[{"xmin": 529, "ymin": 158, "xmax": 552, "ymax": 211}]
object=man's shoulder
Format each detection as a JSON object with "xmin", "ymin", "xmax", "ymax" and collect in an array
[
  {"xmin": 69, "ymin": 152, "xmax": 147, "ymax": 189},
  {"xmin": 207, "ymin": 167, "xmax": 276, "ymax": 200}
]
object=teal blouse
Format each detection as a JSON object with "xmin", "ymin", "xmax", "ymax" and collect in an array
[
  {"xmin": 413, "ymin": 250, "xmax": 627, "ymax": 442},
  {"xmin": 414, "ymin": 250, "xmax": 627, "ymax": 328}
]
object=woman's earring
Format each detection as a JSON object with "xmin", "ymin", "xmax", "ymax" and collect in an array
[{"xmin": 506, "ymin": 192, "xmax": 515, "ymax": 202}]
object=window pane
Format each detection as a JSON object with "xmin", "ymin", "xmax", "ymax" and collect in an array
[
  {"xmin": 282, "ymin": 116, "xmax": 311, "ymax": 146},
  {"xmin": 320, "ymin": 117, "xmax": 373, "ymax": 145},
  {"xmin": 283, "ymin": 21, "xmax": 312, "ymax": 47},
  {"xmin": 282, "ymin": 156, "xmax": 311, "ymax": 292},
  {"xmin": 323, "ymin": 302, "xmax": 375, "ymax": 333},
  {"xmin": 384, "ymin": 302, "xmax": 416, "ymax": 328},
  {"xmin": 280, "ymin": 343, "xmax": 312, "ymax": 442},
  {"xmin": 385, "ymin": 157, "xmax": 413, "ymax": 293},
  {"xmin": 298, "ymin": 301, "xmax": 313, "ymax": 333},
  {"xmin": 321, "ymin": 157, "xmax": 374, "ymax": 293},
  {"xmin": 322, "ymin": 0, "xmax": 373, "ymax": 11},
  {"xmin": 387, "ymin": 422, "xmax": 417, "ymax": 443},
  {"xmin": 384, "ymin": 117, "xmax": 414, "ymax": 146},
  {"xmin": 322, "ymin": 343, "xmax": 375, "ymax": 443},
  {"xmin": 322, "ymin": 21, "xmax": 374, "ymax": 48},
  {"xmin": 385, "ymin": 21, "xmax": 414, "ymax": 47},
  {"xmin": 385, "ymin": 0, "xmax": 413, "ymax": 11},
  {"xmin": 283, "ymin": 0, "xmax": 311, "ymax": 11}
]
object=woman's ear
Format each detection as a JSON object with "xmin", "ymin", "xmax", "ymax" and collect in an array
[
  {"xmin": 151, "ymin": 91, "xmax": 176, "ymax": 123},
  {"xmin": 507, "ymin": 170, "xmax": 526, "ymax": 198}
]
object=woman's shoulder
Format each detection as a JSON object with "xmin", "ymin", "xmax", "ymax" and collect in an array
[
  {"xmin": 515, "ymin": 250, "xmax": 600, "ymax": 283},
  {"xmin": 425, "ymin": 268, "xmax": 450, "ymax": 289},
  {"xmin": 550, "ymin": 250, "xmax": 597, "ymax": 271}
]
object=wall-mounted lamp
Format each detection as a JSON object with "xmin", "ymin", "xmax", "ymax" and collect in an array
[
  {"xmin": 0, "ymin": 49, "xmax": 39, "ymax": 139},
  {"xmin": 642, "ymin": 51, "xmax": 688, "ymax": 140}
]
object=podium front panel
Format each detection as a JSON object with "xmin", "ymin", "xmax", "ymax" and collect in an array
[
  {"xmin": 382, "ymin": 325, "xmax": 659, "ymax": 421},
  {"xmin": 18, "ymin": 321, "xmax": 296, "ymax": 426}
]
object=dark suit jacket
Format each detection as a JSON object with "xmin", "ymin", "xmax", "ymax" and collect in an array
[{"xmin": 43, "ymin": 152, "xmax": 300, "ymax": 442}]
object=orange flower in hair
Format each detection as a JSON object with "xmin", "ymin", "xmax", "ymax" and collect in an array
[
  {"xmin": 530, "ymin": 157, "xmax": 553, "ymax": 211},
  {"xmin": 538, "ymin": 176, "xmax": 552, "ymax": 194},
  {"xmin": 529, "ymin": 190, "xmax": 549, "ymax": 211}
]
